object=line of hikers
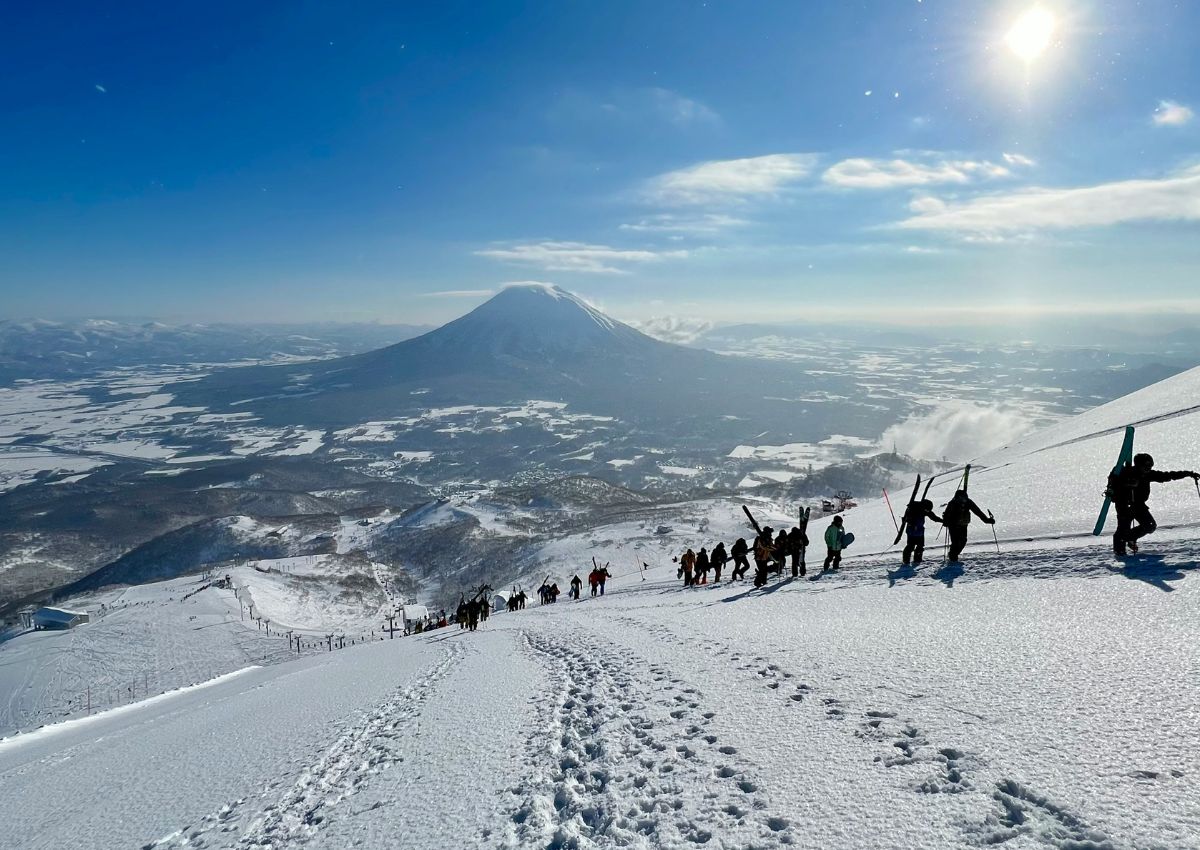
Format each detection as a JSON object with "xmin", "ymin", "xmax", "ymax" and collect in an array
[
  {"xmin": 671, "ymin": 451, "xmax": 1198, "ymax": 582},
  {"xmin": 677, "ymin": 521, "xmax": 820, "ymax": 589},
  {"xmin": 899, "ymin": 451, "xmax": 1198, "ymax": 563},
  {"xmin": 900, "ymin": 489, "xmax": 995, "ymax": 565},
  {"xmin": 670, "ymin": 485, "xmax": 1004, "ymax": 589},
  {"xmin": 536, "ymin": 564, "xmax": 612, "ymax": 605},
  {"xmin": 456, "ymin": 451, "xmax": 1197, "ymax": 623},
  {"xmin": 455, "ymin": 594, "xmax": 491, "ymax": 631}
]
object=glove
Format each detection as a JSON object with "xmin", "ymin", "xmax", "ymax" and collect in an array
[{"xmin": 986, "ymin": 516, "xmax": 996, "ymax": 525}]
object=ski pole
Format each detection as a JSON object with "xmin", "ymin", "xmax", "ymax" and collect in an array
[
  {"xmin": 882, "ymin": 488, "xmax": 898, "ymax": 532},
  {"xmin": 988, "ymin": 511, "xmax": 1000, "ymax": 555}
]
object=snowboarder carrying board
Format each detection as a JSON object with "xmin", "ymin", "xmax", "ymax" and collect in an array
[
  {"xmin": 823, "ymin": 516, "xmax": 846, "ymax": 571},
  {"xmin": 901, "ymin": 499, "xmax": 942, "ymax": 565},
  {"xmin": 942, "ymin": 490, "xmax": 995, "ymax": 562},
  {"xmin": 1108, "ymin": 453, "xmax": 1199, "ymax": 556}
]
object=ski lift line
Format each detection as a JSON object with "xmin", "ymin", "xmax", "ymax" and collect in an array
[{"xmin": 1028, "ymin": 403, "xmax": 1200, "ymax": 457}]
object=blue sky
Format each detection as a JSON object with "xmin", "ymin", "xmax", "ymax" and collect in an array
[{"xmin": 2, "ymin": 0, "xmax": 1198, "ymax": 326}]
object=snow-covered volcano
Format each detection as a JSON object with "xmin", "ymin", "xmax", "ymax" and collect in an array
[
  {"xmin": 405, "ymin": 283, "xmax": 657, "ymax": 361},
  {"xmin": 174, "ymin": 284, "xmax": 822, "ymax": 432}
]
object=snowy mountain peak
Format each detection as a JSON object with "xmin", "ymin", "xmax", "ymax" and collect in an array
[
  {"xmin": 473, "ymin": 284, "xmax": 617, "ymax": 332},
  {"xmin": 412, "ymin": 284, "xmax": 650, "ymax": 360}
]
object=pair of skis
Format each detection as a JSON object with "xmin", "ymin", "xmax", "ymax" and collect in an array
[{"xmin": 795, "ymin": 506, "xmax": 811, "ymax": 577}]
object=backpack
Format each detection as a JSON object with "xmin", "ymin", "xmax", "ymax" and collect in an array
[{"xmin": 943, "ymin": 496, "xmax": 969, "ymax": 527}]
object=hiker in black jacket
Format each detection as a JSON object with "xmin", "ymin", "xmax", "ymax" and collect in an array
[
  {"xmin": 1109, "ymin": 453, "xmax": 1199, "ymax": 555},
  {"xmin": 942, "ymin": 490, "xmax": 994, "ymax": 562},
  {"xmin": 902, "ymin": 499, "xmax": 942, "ymax": 565},
  {"xmin": 730, "ymin": 538, "xmax": 751, "ymax": 581},
  {"xmin": 787, "ymin": 526, "xmax": 808, "ymax": 577},
  {"xmin": 710, "ymin": 542, "xmax": 728, "ymax": 582}
]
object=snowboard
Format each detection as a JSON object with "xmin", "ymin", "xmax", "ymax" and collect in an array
[
  {"xmin": 842, "ymin": 532, "xmax": 855, "ymax": 549},
  {"xmin": 1093, "ymin": 426, "xmax": 1135, "ymax": 536}
]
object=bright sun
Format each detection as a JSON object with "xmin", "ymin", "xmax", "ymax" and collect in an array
[{"xmin": 1005, "ymin": 7, "xmax": 1057, "ymax": 62}]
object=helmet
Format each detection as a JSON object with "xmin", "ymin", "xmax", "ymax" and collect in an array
[{"xmin": 1134, "ymin": 453, "xmax": 1154, "ymax": 468}]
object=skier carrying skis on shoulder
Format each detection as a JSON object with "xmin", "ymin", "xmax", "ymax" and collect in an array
[
  {"xmin": 752, "ymin": 527, "xmax": 774, "ymax": 587},
  {"xmin": 942, "ymin": 490, "xmax": 994, "ymax": 562},
  {"xmin": 901, "ymin": 499, "xmax": 942, "ymax": 565},
  {"xmin": 787, "ymin": 524, "xmax": 808, "ymax": 577},
  {"xmin": 1109, "ymin": 453, "xmax": 1199, "ymax": 556}
]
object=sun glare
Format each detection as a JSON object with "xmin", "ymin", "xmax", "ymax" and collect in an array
[{"xmin": 1006, "ymin": 7, "xmax": 1057, "ymax": 62}]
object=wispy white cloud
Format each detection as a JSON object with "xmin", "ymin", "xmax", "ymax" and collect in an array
[
  {"xmin": 641, "ymin": 87, "xmax": 720, "ymax": 125},
  {"xmin": 823, "ymin": 156, "xmax": 1010, "ymax": 189},
  {"xmin": 94, "ymin": 84, "xmax": 107, "ymax": 93},
  {"xmin": 419, "ymin": 289, "xmax": 496, "ymax": 298},
  {"xmin": 1153, "ymin": 99, "xmax": 1194, "ymax": 127},
  {"xmin": 1002, "ymin": 152, "xmax": 1036, "ymax": 167},
  {"xmin": 645, "ymin": 153, "xmax": 819, "ymax": 205},
  {"xmin": 476, "ymin": 241, "xmax": 687, "ymax": 274},
  {"xmin": 619, "ymin": 213, "xmax": 748, "ymax": 234},
  {"xmin": 553, "ymin": 87, "xmax": 719, "ymax": 127},
  {"xmin": 896, "ymin": 167, "xmax": 1200, "ymax": 236},
  {"xmin": 902, "ymin": 245, "xmax": 942, "ymax": 255}
]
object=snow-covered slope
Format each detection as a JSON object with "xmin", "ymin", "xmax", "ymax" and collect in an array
[
  {"xmin": 2, "ymin": 366, "xmax": 1197, "ymax": 850},
  {"xmin": 2, "ymin": 550, "xmax": 1196, "ymax": 850},
  {"xmin": 0, "ymin": 575, "xmax": 298, "ymax": 736}
]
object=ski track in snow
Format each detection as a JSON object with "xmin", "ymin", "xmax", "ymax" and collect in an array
[
  {"xmin": 504, "ymin": 624, "xmax": 799, "ymax": 849},
  {"xmin": 147, "ymin": 641, "xmax": 466, "ymax": 849}
]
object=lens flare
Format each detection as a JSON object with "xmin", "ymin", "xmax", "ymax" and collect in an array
[{"xmin": 1006, "ymin": 7, "xmax": 1056, "ymax": 62}]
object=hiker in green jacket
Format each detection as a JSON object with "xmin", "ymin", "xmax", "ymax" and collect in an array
[{"xmin": 823, "ymin": 516, "xmax": 845, "ymax": 571}]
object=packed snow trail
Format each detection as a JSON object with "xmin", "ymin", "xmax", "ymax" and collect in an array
[{"xmin": 503, "ymin": 624, "xmax": 800, "ymax": 848}]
